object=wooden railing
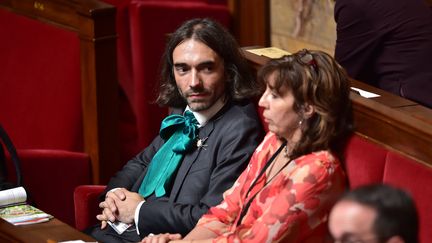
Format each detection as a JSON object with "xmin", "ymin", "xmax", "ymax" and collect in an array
[
  {"xmin": 242, "ymin": 47, "xmax": 432, "ymax": 167},
  {"xmin": 0, "ymin": 0, "xmax": 121, "ymax": 184}
]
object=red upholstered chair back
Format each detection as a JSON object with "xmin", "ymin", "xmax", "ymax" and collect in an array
[
  {"xmin": 0, "ymin": 7, "xmax": 101, "ymax": 226},
  {"xmin": 103, "ymin": 0, "xmax": 134, "ymax": 103},
  {"xmin": 343, "ymin": 135, "xmax": 387, "ymax": 188},
  {"xmin": 383, "ymin": 152, "xmax": 432, "ymax": 243},
  {"xmin": 343, "ymin": 134, "xmax": 432, "ymax": 243},
  {"xmin": 0, "ymin": 9, "xmax": 82, "ymax": 151},
  {"xmin": 6, "ymin": 149, "xmax": 91, "ymax": 226},
  {"xmin": 101, "ymin": 0, "xmax": 141, "ymax": 161},
  {"xmin": 1, "ymin": 0, "xmax": 117, "ymax": 225}
]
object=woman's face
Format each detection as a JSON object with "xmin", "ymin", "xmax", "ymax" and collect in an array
[{"xmin": 258, "ymin": 71, "xmax": 302, "ymax": 140}]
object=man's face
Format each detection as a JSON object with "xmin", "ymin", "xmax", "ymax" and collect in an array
[
  {"xmin": 172, "ymin": 39, "xmax": 226, "ymax": 112},
  {"xmin": 329, "ymin": 200, "xmax": 380, "ymax": 243}
]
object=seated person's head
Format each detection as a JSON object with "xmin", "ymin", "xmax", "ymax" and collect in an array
[
  {"xmin": 258, "ymin": 49, "xmax": 352, "ymax": 157},
  {"xmin": 329, "ymin": 184, "xmax": 419, "ymax": 243},
  {"xmin": 157, "ymin": 18, "xmax": 258, "ymax": 111}
]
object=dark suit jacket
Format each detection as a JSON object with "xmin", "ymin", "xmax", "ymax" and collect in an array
[
  {"xmin": 335, "ymin": 0, "xmax": 432, "ymax": 107},
  {"xmin": 104, "ymin": 100, "xmax": 264, "ymax": 237}
]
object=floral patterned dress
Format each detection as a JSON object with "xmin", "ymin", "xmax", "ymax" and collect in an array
[{"xmin": 197, "ymin": 132, "xmax": 346, "ymax": 242}]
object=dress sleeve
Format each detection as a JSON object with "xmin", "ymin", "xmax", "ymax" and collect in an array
[{"xmin": 212, "ymin": 151, "xmax": 345, "ymax": 242}]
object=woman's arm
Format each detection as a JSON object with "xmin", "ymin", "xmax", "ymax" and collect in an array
[
  {"xmin": 140, "ymin": 225, "xmax": 221, "ymax": 243},
  {"xmin": 183, "ymin": 223, "xmax": 224, "ymax": 240}
]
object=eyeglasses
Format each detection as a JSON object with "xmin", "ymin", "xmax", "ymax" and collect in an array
[{"xmin": 295, "ymin": 49, "xmax": 318, "ymax": 73}]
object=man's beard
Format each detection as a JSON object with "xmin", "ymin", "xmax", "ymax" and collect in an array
[
  {"xmin": 186, "ymin": 96, "xmax": 213, "ymax": 111},
  {"xmin": 182, "ymin": 87, "xmax": 212, "ymax": 111}
]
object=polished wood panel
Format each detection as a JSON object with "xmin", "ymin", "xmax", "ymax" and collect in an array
[
  {"xmin": 228, "ymin": 0, "xmax": 270, "ymax": 47},
  {"xmin": 349, "ymin": 79, "xmax": 417, "ymax": 108},
  {"xmin": 0, "ymin": 0, "xmax": 120, "ymax": 184},
  {"xmin": 398, "ymin": 105, "xmax": 432, "ymax": 125},
  {"xmin": 0, "ymin": 218, "xmax": 95, "ymax": 242},
  {"xmin": 242, "ymin": 47, "xmax": 432, "ymax": 167}
]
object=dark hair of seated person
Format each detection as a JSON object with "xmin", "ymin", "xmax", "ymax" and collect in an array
[{"xmin": 341, "ymin": 184, "xmax": 419, "ymax": 243}]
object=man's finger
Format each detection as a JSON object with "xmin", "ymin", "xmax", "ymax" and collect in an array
[
  {"xmin": 104, "ymin": 197, "xmax": 118, "ymax": 213},
  {"xmin": 113, "ymin": 188, "xmax": 127, "ymax": 200},
  {"xmin": 101, "ymin": 220, "xmax": 107, "ymax": 229},
  {"xmin": 99, "ymin": 201, "xmax": 105, "ymax": 209},
  {"xmin": 102, "ymin": 207, "xmax": 116, "ymax": 222},
  {"xmin": 96, "ymin": 213, "xmax": 106, "ymax": 221},
  {"xmin": 168, "ymin": 234, "xmax": 182, "ymax": 240}
]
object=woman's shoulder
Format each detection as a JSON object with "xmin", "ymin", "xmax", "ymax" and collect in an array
[
  {"xmin": 295, "ymin": 150, "xmax": 340, "ymax": 169},
  {"xmin": 291, "ymin": 151, "xmax": 345, "ymax": 185}
]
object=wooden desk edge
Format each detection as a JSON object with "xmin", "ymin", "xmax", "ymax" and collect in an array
[{"xmin": 0, "ymin": 218, "xmax": 96, "ymax": 242}]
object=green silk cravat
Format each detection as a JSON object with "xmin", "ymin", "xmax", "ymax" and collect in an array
[{"xmin": 139, "ymin": 111, "xmax": 198, "ymax": 197}]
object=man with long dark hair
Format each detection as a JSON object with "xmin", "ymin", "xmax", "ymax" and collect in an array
[{"xmin": 86, "ymin": 18, "xmax": 264, "ymax": 242}]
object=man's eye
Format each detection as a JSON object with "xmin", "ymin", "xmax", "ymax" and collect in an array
[
  {"xmin": 198, "ymin": 64, "xmax": 214, "ymax": 74},
  {"xmin": 175, "ymin": 66, "xmax": 189, "ymax": 73},
  {"xmin": 203, "ymin": 66, "xmax": 213, "ymax": 72}
]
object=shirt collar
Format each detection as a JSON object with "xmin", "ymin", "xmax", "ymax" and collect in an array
[{"xmin": 185, "ymin": 97, "xmax": 226, "ymax": 127}]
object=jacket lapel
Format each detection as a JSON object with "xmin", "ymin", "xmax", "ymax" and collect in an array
[
  {"xmin": 168, "ymin": 119, "xmax": 215, "ymax": 202},
  {"xmin": 131, "ymin": 167, "xmax": 148, "ymax": 192}
]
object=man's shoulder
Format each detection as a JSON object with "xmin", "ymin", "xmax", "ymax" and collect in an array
[
  {"xmin": 221, "ymin": 101, "xmax": 259, "ymax": 121},
  {"xmin": 224, "ymin": 99, "xmax": 258, "ymax": 118},
  {"xmin": 220, "ymin": 101, "xmax": 261, "ymax": 124}
]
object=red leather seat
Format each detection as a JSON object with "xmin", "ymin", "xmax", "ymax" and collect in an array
[
  {"xmin": 344, "ymin": 135, "xmax": 432, "ymax": 243},
  {"xmin": 74, "ymin": 185, "xmax": 106, "ymax": 231},
  {"xmin": 6, "ymin": 149, "xmax": 91, "ymax": 227}
]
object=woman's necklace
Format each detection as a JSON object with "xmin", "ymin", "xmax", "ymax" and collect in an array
[
  {"xmin": 265, "ymin": 145, "xmax": 291, "ymax": 183},
  {"xmin": 284, "ymin": 144, "xmax": 291, "ymax": 157},
  {"xmin": 236, "ymin": 142, "xmax": 292, "ymax": 226}
]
